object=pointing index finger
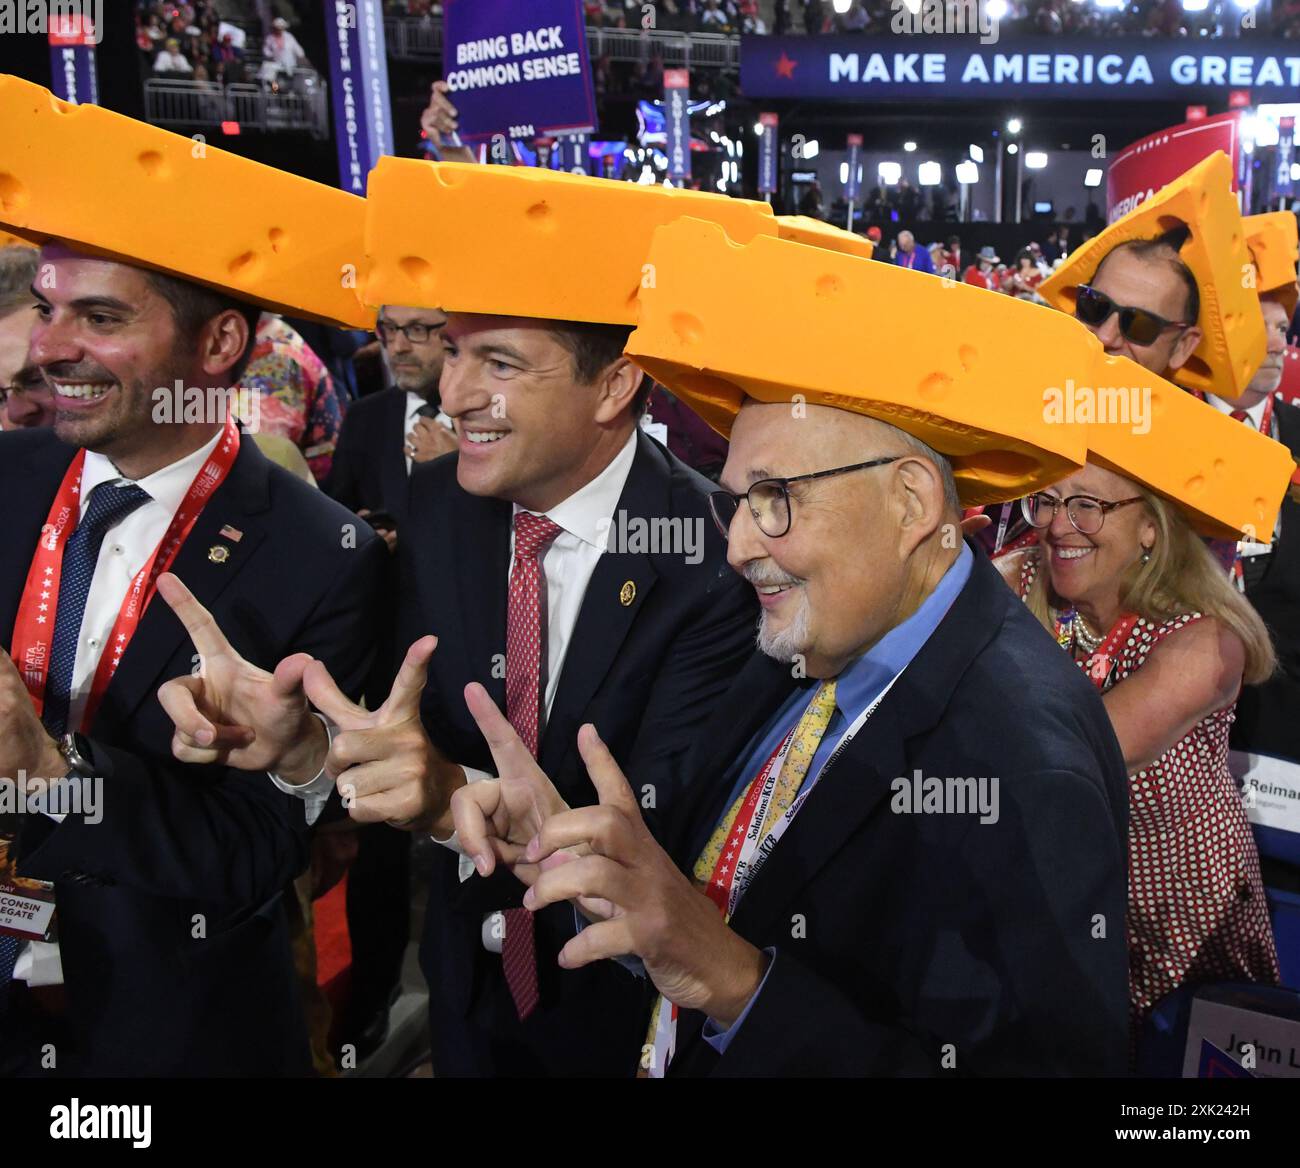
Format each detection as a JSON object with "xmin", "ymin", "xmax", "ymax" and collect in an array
[{"xmin": 157, "ymin": 572, "xmax": 234, "ymax": 660}]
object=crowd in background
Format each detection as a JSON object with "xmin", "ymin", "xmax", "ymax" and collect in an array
[{"xmin": 135, "ymin": 0, "xmax": 313, "ymax": 86}]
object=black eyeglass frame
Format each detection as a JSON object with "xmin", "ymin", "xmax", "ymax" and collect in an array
[
  {"xmin": 376, "ymin": 319, "xmax": 444, "ymax": 345},
  {"xmin": 1020, "ymin": 491, "xmax": 1145, "ymax": 536},
  {"xmin": 709, "ymin": 455, "xmax": 904, "ymax": 540},
  {"xmin": 1073, "ymin": 284, "xmax": 1193, "ymax": 347}
]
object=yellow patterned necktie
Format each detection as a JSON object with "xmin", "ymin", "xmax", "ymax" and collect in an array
[
  {"xmin": 692, "ymin": 677, "xmax": 839, "ymax": 909},
  {"xmin": 640, "ymin": 678, "xmax": 839, "ymax": 1076}
]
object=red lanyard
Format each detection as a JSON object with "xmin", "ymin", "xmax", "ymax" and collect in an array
[
  {"xmin": 702, "ymin": 730, "xmax": 790, "ymax": 919},
  {"xmin": 1054, "ymin": 610, "xmax": 1138, "ymax": 691},
  {"xmin": 11, "ymin": 417, "xmax": 240, "ymax": 730}
]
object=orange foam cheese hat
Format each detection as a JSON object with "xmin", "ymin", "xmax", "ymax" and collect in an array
[
  {"xmin": 1081, "ymin": 353, "xmax": 1292, "ymax": 541},
  {"xmin": 625, "ymin": 216, "xmax": 1091, "ymax": 506},
  {"xmin": 775, "ymin": 215, "xmax": 875, "ymax": 259},
  {"xmin": 1039, "ymin": 152, "xmax": 1265, "ymax": 403},
  {"xmin": 1245, "ymin": 211, "xmax": 1299, "ymax": 319},
  {"xmin": 0, "ymin": 75, "xmax": 373, "ymax": 328},
  {"xmin": 363, "ymin": 158, "xmax": 785, "ymax": 323}
]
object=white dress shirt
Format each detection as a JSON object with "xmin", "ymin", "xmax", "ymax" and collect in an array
[
  {"xmin": 15, "ymin": 429, "xmax": 225, "ymax": 987},
  {"xmin": 403, "ymin": 391, "xmax": 454, "ymax": 474},
  {"xmin": 1205, "ymin": 391, "xmax": 1269, "ymax": 432}
]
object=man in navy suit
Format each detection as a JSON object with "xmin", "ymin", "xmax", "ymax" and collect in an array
[
  {"xmin": 453, "ymin": 397, "xmax": 1131, "ymax": 1076},
  {"xmin": 0, "ymin": 243, "xmax": 385, "ymax": 1075}
]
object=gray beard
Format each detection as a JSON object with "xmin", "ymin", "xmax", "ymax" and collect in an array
[{"xmin": 755, "ymin": 592, "xmax": 810, "ymax": 664}]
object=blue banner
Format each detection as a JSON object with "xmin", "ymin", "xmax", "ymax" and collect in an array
[
  {"xmin": 558, "ymin": 132, "xmax": 590, "ymax": 175},
  {"xmin": 758, "ymin": 112, "xmax": 779, "ymax": 195},
  {"xmin": 443, "ymin": 0, "xmax": 596, "ymax": 146},
  {"xmin": 664, "ymin": 68, "xmax": 691, "ymax": 185},
  {"xmin": 742, "ymin": 35, "xmax": 1300, "ymax": 102},
  {"xmin": 1278, "ymin": 119, "xmax": 1295, "ymax": 200},
  {"xmin": 48, "ymin": 11, "xmax": 99, "ymax": 106},
  {"xmin": 324, "ymin": 0, "xmax": 394, "ymax": 195}
]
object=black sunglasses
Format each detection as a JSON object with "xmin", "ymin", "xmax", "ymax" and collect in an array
[
  {"xmin": 376, "ymin": 319, "xmax": 444, "ymax": 344},
  {"xmin": 709, "ymin": 456, "xmax": 903, "ymax": 540},
  {"xmin": 1074, "ymin": 284, "xmax": 1192, "ymax": 347}
]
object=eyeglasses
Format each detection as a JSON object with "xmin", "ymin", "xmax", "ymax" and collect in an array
[
  {"xmin": 0, "ymin": 378, "xmax": 52, "ymax": 407},
  {"xmin": 709, "ymin": 456, "xmax": 903, "ymax": 540},
  {"xmin": 1020, "ymin": 492, "xmax": 1144, "ymax": 536},
  {"xmin": 376, "ymin": 319, "xmax": 444, "ymax": 345},
  {"xmin": 1073, "ymin": 284, "xmax": 1192, "ymax": 347}
]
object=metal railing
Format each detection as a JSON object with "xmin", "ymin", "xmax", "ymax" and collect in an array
[
  {"xmin": 143, "ymin": 72, "xmax": 330, "ymax": 139},
  {"xmin": 383, "ymin": 18, "xmax": 739, "ymax": 68}
]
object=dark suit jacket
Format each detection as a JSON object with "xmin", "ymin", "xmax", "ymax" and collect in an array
[
  {"xmin": 401, "ymin": 430, "xmax": 756, "ymax": 1075},
  {"xmin": 324, "ymin": 387, "xmax": 411, "ymax": 524},
  {"xmin": 0, "ymin": 428, "xmax": 386, "ymax": 1076},
  {"xmin": 1234, "ymin": 398, "xmax": 1300, "ymax": 764},
  {"xmin": 665, "ymin": 549, "xmax": 1130, "ymax": 1076}
]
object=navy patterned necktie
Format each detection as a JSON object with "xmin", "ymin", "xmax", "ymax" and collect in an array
[{"xmin": 41, "ymin": 481, "xmax": 152, "ymax": 737}]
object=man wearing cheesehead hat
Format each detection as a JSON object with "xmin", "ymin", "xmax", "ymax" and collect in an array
[
  {"xmin": 1039, "ymin": 152, "xmax": 1265, "ymax": 400},
  {"xmin": 449, "ymin": 216, "xmax": 1132, "ymax": 1075},
  {"xmin": 0, "ymin": 77, "xmax": 386, "ymax": 1075},
  {"xmin": 187, "ymin": 161, "xmax": 870, "ymax": 1075},
  {"xmin": 1222, "ymin": 213, "xmax": 1300, "ymax": 846}
]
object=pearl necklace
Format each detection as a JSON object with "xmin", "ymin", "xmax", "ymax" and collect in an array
[{"xmin": 1072, "ymin": 611, "xmax": 1103, "ymax": 654}]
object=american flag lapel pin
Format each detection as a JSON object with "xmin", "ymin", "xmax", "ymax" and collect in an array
[{"xmin": 218, "ymin": 525, "xmax": 244, "ymax": 543}]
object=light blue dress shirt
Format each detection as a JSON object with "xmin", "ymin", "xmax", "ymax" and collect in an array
[{"xmin": 702, "ymin": 542, "xmax": 973, "ymax": 1053}]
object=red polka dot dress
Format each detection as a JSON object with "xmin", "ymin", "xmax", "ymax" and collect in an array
[{"xmin": 1017, "ymin": 553, "xmax": 1280, "ymax": 1035}]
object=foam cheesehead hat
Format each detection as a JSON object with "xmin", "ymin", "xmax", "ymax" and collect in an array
[
  {"xmin": 774, "ymin": 215, "xmax": 875, "ymax": 260},
  {"xmin": 624, "ymin": 216, "xmax": 1092, "ymax": 506},
  {"xmin": 1039, "ymin": 151, "xmax": 1265, "ymax": 403},
  {"xmin": 1081, "ymin": 352, "xmax": 1292, "ymax": 541},
  {"xmin": 363, "ymin": 158, "xmax": 792, "ymax": 323},
  {"xmin": 0, "ymin": 74, "xmax": 373, "ymax": 328},
  {"xmin": 1245, "ymin": 211, "xmax": 1299, "ymax": 318}
]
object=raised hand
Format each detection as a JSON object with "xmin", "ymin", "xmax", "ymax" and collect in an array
[
  {"xmin": 450, "ymin": 682, "xmax": 573, "ymax": 887},
  {"xmin": 522, "ymin": 727, "xmax": 768, "ymax": 1027},
  {"xmin": 420, "ymin": 79, "xmax": 474, "ymax": 163},
  {"xmin": 301, "ymin": 636, "xmax": 453, "ymax": 831},
  {"xmin": 156, "ymin": 573, "xmax": 325, "ymax": 782}
]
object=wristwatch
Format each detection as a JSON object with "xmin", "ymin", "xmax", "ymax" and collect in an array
[{"xmin": 56, "ymin": 733, "xmax": 97, "ymax": 780}]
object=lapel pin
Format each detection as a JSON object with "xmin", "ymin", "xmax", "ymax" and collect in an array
[
  {"xmin": 619, "ymin": 580, "xmax": 636, "ymax": 607},
  {"xmin": 218, "ymin": 524, "xmax": 244, "ymax": 543},
  {"xmin": 208, "ymin": 545, "xmax": 231, "ymax": 564}
]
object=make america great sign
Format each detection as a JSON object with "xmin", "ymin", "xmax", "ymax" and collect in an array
[{"xmin": 742, "ymin": 35, "xmax": 1300, "ymax": 101}]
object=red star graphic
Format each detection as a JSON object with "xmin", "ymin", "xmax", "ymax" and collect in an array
[{"xmin": 775, "ymin": 52, "xmax": 798, "ymax": 80}]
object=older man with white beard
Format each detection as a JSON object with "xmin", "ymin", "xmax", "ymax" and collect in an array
[{"xmin": 447, "ymin": 218, "xmax": 1132, "ymax": 1076}]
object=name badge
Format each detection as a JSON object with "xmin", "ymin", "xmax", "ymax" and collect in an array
[
  {"xmin": 0, "ymin": 829, "xmax": 58, "ymax": 943},
  {"xmin": 1238, "ymin": 540, "xmax": 1272, "ymax": 560}
]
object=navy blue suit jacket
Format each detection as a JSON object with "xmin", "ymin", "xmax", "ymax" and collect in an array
[{"xmin": 0, "ymin": 428, "xmax": 386, "ymax": 1076}]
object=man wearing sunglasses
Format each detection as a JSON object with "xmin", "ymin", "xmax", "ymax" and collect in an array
[{"xmin": 1071, "ymin": 228, "xmax": 1203, "ymax": 378}]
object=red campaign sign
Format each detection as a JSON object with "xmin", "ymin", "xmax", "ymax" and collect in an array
[
  {"xmin": 847, "ymin": 132, "xmax": 863, "ymax": 147},
  {"xmin": 1185, "ymin": 105, "xmax": 1208, "ymax": 122},
  {"xmin": 1106, "ymin": 111, "xmax": 1241, "ymax": 222},
  {"xmin": 1277, "ymin": 344, "xmax": 1300, "ymax": 405},
  {"xmin": 664, "ymin": 68, "xmax": 689, "ymax": 89},
  {"xmin": 47, "ymin": 15, "xmax": 97, "ymax": 46},
  {"xmin": 1229, "ymin": 89, "xmax": 1252, "ymax": 108}
]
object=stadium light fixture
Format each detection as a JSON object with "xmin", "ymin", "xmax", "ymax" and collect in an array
[
  {"xmin": 956, "ymin": 160, "xmax": 980, "ymax": 184},
  {"xmin": 878, "ymin": 160, "xmax": 902, "ymax": 185},
  {"xmin": 1084, "ymin": 168, "xmax": 1103, "ymax": 187},
  {"xmin": 918, "ymin": 161, "xmax": 942, "ymax": 186},
  {"xmin": 1025, "ymin": 151, "xmax": 1048, "ymax": 169}
]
